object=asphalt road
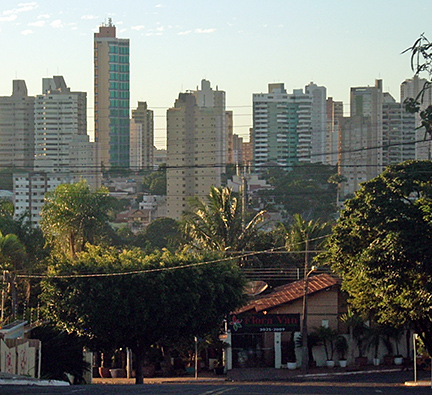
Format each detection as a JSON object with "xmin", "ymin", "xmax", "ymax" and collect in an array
[{"xmin": 0, "ymin": 370, "xmax": 430, "ymax": 395}]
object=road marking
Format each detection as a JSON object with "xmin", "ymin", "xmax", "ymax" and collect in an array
[{"xmin": 200, "ymin": 388, "xmax": 233, "ymax": 395}]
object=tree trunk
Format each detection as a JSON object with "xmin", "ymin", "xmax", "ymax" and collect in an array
[
  {"xmin": 7, "ymin": 272, "xmax": 18, "ymax": 319},
  {"xmin": 133, "ymin": 346, "xmax": 145, "ymax": 385}
]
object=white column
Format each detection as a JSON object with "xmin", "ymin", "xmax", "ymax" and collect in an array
[
  {"xmin": 225, "ymin": 332, "xmax": 232, "ymax": 370},
  {"xmin": 274, "ymin": 332, "xmax": 282, "ymax": 368}
]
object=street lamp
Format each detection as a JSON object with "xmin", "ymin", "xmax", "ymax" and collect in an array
[{"xmin": 301, "ymin": 251, "xmax": 317, "ymax": 373}]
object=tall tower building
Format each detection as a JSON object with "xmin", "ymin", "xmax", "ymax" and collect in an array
[
  {"xmin": 130, "ymin": 102, "xmax": 154, "ymax": 171},
  {"xmin": 166, "ymin": 80, "xmax": 226, "ymax": 220},
  {"xmin": 94, "ymin": 18, "xmax": 130, "ymax": 169},
  {"xmin": 305, "ymin": 82, "xmax": 327, "ymax": 164},
  {"xmin": 339, "ymin": 80, "xmax": 383, "ymax": 198},
  {"xmin": 326, "ymin": 97, "xmax": 343, "ymax": 166},
  {"xmin": 226, "ymin": 110, "xmax": 234, "ymax": 164},
  {"xmin": 400, "ymin": 75, "xmax": 432, "ymax": 159},
  {"xmin": 33, "ymin": 76, "xmax": 94, "ymax": 178},
  {"xmin": 252, "ymin": 83, "xmax": 312, "ymax": 171},
  {"xmin": 339, "ymin": 79, "xmax": 415, "ymax": 199},
  {"xmin": 0, "ymin": 80, "xmax": 35, "ymax": 169},
  {"xmin": 382, "ymin": 93, "xmax": 416, "ymax": 165}
]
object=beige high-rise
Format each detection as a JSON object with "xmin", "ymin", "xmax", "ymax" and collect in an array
[
  {"xmin": 130, "ymin": 102, "xmax": 154, "ymax": 171},
  {"xmin": 166, "ymin": 80, "xmax": 226, "ymax": 220},
  {"xmin": 0, "ymin": 80, "xmax": 35, "ymax": 169}
]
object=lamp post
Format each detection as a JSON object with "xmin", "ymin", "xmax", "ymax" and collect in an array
[{"xmin": 301, "ymin": 236, "xmax": 317, "ymax": 372}]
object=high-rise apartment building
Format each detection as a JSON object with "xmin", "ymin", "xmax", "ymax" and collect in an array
[
  {"xmin": 305, "ymin": 82, "xmax": 327, "ymax": 163},
  {"xmin": 166, "ymin": 80, "xmax": 226, "ymax": 220},
  {"xmin": 226, "ymin": 110, "xmax": 234, "ymax": 164},
  {"xmin": 382, "ymin": 93, "xmax": 416, "ymax": 165},
  {"xmin": 339, "ymin": 80, "xmax": 384, "ymax": 198},
  {"xmin": 232, "ymin": 134, "xmax": 243, "ymax": 164},
  {"xmin": 339, "ymin": 79, "xmax": 415, "ymax": 198},
  {"xmin": 130, "ymin": 101, "xmax": 154, "ymax": 171},
  {"xmin": 34, "ymin": 76, "xmax": 88, "ymax": 173},
  {"xmin": 15, "ymin": 76, "xmax": 96, "ymax": 225},
  {"xmin": 14, "ymin": 171, "xmax": 72, "ymax": 226},
  {"xmin": 94, "ymin": 18, "xmax": 130, "ymax": 169},
  {"xmin": 326, "ymin": 97, "xmax": 343, "ymax": 166},
  {"xmin": 0, "ymin": 80, "xmax": 35, "ymax": 168},
  {"xmin": 252, "ymin": 83, "xmax": 312, "ymax": 171},
  {"xmin": 400, "ymin": 75, "xmax": 432, "ymax": 159}
]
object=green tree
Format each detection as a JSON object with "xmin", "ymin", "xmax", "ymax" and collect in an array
[
  {"xmin": 403, "ymin": 34, "xmax": 432, "ymax": 138},
  {"xmin": 41, "ymin": 245, "xmax": 246, "ymax": 384},
  {"xmin": 137, "ymin": 217, "xmax": 181, "ymax": 251},
  {"xmin": 40, "ymin": 180, "xmax": 114, "ymax": 258},
  {"xmin": 182, "ymin": 186, "xmax": 266, "ymax": 252},
  {"xmin": 258, "ymin": 163, "xmax": 338, "ymax": 221},
  {"xmin": 324, "ymin": 160, "xmax": 432, "ymax": 354},
  {"xmin": 0, "ymin": 230, "xmax": 26, "ymax": 320},
  {"xmin": 141, "ymin": 165, "xmax": 166, "ymax": 195},
  {"xmin": 285, "ymin": 214, "xmax": 330, "ymax": 264}
]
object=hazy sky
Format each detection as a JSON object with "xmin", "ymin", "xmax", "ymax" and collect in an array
[{"xmin": 0, "ymin": 1, "xmax": 431, "ymax": 148}]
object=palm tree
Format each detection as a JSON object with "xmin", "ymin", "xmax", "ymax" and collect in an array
[
  {"xmin": 182, "ymin": 186, "xmax": 266, "ymax": 252},
  {"xmin": 40, "ymin": 180, "xmax": 113, "ymax": 258},
  {"xmin": 285, "ymin": 214, "xmax": 330, "ymax": 371},
  {"xmin": 0, "ymin": 231, "xmax": 26, "ymax": 323},
  {"xmin": 285, "ymin": 214, "xmax": 330, "ymax": 258}
]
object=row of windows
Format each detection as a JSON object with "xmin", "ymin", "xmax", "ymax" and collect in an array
[
  {"xmin": 110, "ymin": 91, "xmax": 130, "ymax": 99},
  {"xmin": 110, "ymin": 109, "xmax": 129, "ymax": 118},
  {"xmin": 109, "ymin": 64, "xmax": 130, "ymax": 72},
  {"xmin": 109, "ymin": 45, "xmax": 129, "ymax": 55},
  {"xmin": 109, "ymin": 55, "xmax": 129, "ymax": 63},
  {"xmin": 109, "ymin": 82, "xmax": 129, "ymax": 90},
  {"xmin": 109, "ymin": 73, "xmax": 130, "ymax": 81},
  {"xmin": 110, "ymin": 99, "xmax": 129, "ymax": 108}
]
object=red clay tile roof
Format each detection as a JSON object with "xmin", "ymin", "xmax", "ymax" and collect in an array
[{"xmin": 236, "ymin": 273, "xmax": 338, "ymax": 313}]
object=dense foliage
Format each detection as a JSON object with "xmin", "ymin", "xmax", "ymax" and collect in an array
[
  {"xmin": 258, "ymin": 163, "xmax": 338, "ymax": 221},
  {"xmin": 41, "ymin": 245, "xmax": 246, "ymax": 383},
  {"xmin": 141, "ymin": 165, "xmax": 166, "ymax": 195},
  {"xmin": 325, "ymin": 160, "xmax": 432, "ymax": 354},
  {"xmin": 183, "ymin": 186, "xmax": 266, "ymax": 252},
  {"xmin": 40, "ymin": 180, "xmax": 114, "ymax": 258}
]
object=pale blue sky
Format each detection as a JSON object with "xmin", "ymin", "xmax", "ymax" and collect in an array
[{"xmin": 0, "ymin": 1, "xmax": 431, "ymax": 148}]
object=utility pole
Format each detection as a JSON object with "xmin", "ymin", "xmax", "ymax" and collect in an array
[
  {"xmin": 0, "ymin": 270, "xmax": 5, "ymax": 325},
  {"xmin": 301, "ymin": 237, "xmax": 309, "ymax": 373}
]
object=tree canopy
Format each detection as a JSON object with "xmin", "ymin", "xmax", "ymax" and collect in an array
[
  {"xmin": 40, "ymin": 180, "xmax": 114, "ymax": 258},
  {"xmin": 41, "ymin": 245, "xmax": 246, "ymax": 384},
  {"xmin": 182, "ymin": 186, "xmax": 266, "ymax": 252},
  {"xmin": 325, "ymin": 160, "xmax": 432, "ymax": 353},
  {"xmin": 141, "ymin": 165, "xmax": 167, "ymax": 195},
  {"xmin": 258, "ymin": 163, "xmax": 338, "ymax": 221}
]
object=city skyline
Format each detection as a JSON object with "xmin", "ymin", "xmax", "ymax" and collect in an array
[{"xmin": 0, "ymin": 0, "xmax": 431, "ymax": 148}]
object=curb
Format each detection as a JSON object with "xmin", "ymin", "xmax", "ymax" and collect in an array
[{"xmin": 0, "ymin": 378, "xmax": 70, "ymax": 386}]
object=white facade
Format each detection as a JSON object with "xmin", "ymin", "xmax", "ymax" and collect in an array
[
  {"xmin": 139, "ymin": 194, "xmax": 167, "ymax": 218},
  {"xmin": 33, "ymin": 76, "xmax": 96, "ymax": 188},
  {"xmin": 400, "ymin": 75, "xmax": 432, "ymax": 160},
  {"xmin": 13, "ymin": 172, "xmax": 72, "ymax": 226},
  {"xmin": 252, "ymin": 83, "xmax": 312, "ymax": 171},
  {"xmin": 305, "ymin": 82, "xmax": 327, "ymax": 164}
]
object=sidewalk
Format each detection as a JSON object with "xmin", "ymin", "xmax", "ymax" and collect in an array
[
  {"xmin": 92, "ymin": 365, "xmax": 432, "ymax": 386},
  {"xmin": 2, "ymin": 366, "xmax": 431, "ymax": 386}
]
